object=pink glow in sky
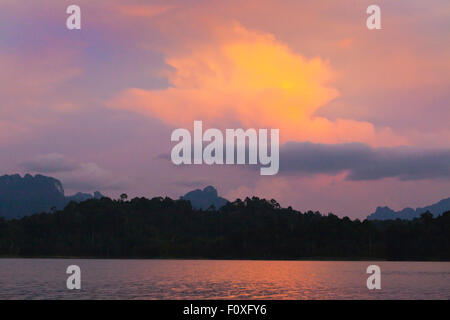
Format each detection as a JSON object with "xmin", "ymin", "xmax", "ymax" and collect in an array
[{"xmin": 1, "ymin": 0, "xmax": 450, "ymax": 218}]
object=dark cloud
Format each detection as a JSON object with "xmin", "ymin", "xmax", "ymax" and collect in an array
[
  {"xmin": 280, "ymin": 142, "xmax": 450, "ymax": 181},
  {"xmin": 20, "ymin": 153, "xmax": 79, "ymax": 173},
  {"xmin": 20, "ymin": 153, "xmax": 131, "ymax": 191}
]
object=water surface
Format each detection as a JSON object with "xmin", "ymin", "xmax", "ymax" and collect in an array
[{"xmin": 0, "ymin": 259, "xmax": 448, "ymax": 299}]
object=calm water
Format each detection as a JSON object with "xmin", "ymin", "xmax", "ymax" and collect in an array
[{"xmin": 0, "ymin": 259, "xmax": 448, "ymax": 299}]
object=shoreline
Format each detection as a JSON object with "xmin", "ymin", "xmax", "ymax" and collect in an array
[{"xmin": 1, "ymin": 256, "xmax": 449, "ymax": 262}]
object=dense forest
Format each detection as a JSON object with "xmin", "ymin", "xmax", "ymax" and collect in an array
[{"xmin": 0, "ymin": 196, "xmax": 448, "ymax": 260}]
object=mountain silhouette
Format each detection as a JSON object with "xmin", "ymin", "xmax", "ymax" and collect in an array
[
  {"xmin": 180, "ymin": 186, "xmax": 228, "ymax": 210},
  {"xmin": 66, "ymin": 191, "xmax": 103, "ymax": 203},
  {"xmin": 0, "ymin": 174, "xmax": 103, "ymax": 219},
  {"xmin": 367, "ymin": 197, "xmax": 450, "ymax": 220}
]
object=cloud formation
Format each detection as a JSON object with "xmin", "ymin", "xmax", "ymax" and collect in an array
[
  {"xmin": 2, "ymin": 0, "xmax": 450, "ymax": 217},
  {"xmin": 20, "ymin": 153, "xmax": 79, "ymax": 173},
  {"xmin": 280, "ymin": 142, "xmax": 450, "ymax": 181},
  {"xmin": 108, "ymin": 23, "xmax": 404, "ymax": 147},
  {"xmin": 20, "ymin": 153, "xmax": 130, "ymax": 191}
]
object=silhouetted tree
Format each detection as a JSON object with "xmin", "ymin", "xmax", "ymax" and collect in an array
[{"xmin": 0, "ymin": 197, "xmax": 448, "ymax": 260}]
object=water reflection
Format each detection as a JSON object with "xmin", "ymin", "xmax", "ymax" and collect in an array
[{"xmin": 0, "ymin": 259, "xmax": 448, "ymax": 299}]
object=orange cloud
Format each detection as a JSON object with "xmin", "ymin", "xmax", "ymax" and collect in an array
[
  {"xmin": 108, "ymin": 23, "xmax": 406, "ymax": 146},
  {"xmin": 337, "ymin": 38, "xmax": 353, "ymax": 49}
]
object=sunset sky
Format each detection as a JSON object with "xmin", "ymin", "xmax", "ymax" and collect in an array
[{"xmin": 1, "ymin": 0, "xmax": 449, "ymax": 219}]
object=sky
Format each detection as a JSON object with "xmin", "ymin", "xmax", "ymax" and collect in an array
[{"xmin": 1, "ymin": 0, "xmax": 449, "ymax": 219}]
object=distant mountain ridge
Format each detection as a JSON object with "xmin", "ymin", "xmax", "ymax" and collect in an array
[
  {"xmin": 66, "ymin": 191, "xmax": 103, "ymax": 203},
  {"xmin": 180, "ymin": 186, "xmax": 228, "ymax": 210},
  {"xmin": 367, "ymin": 197, "xmax": 450, "ymax": 220},
  {"xmin": 0, "ymin": 174, "xmax": 103, "ymax": 219}
]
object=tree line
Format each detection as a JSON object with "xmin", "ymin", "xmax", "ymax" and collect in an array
[{"xmin": 0, "ymin": 196, "xmax": 448, "ymax": 260}]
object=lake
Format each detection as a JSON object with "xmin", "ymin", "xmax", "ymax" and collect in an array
[{"xmin": 0, "ymin": 259, "xmax": 448, "ymax": 299}]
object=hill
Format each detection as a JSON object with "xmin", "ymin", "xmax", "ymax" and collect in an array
[
  {"xmin": 0, "ymin": 174, "xmax": 103, "ymax": 219},
  {"xmin": 180, "ymin": 186, "xmax": 228, "ymax": 210},
  {"xmin": 367, "ymin": 197, "xmax": 450, "ymax": 220}
]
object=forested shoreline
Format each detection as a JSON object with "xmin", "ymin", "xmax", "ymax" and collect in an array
[{"xmin": 0, "ymin": 197, "xmax": 448, "ymax": 260}]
